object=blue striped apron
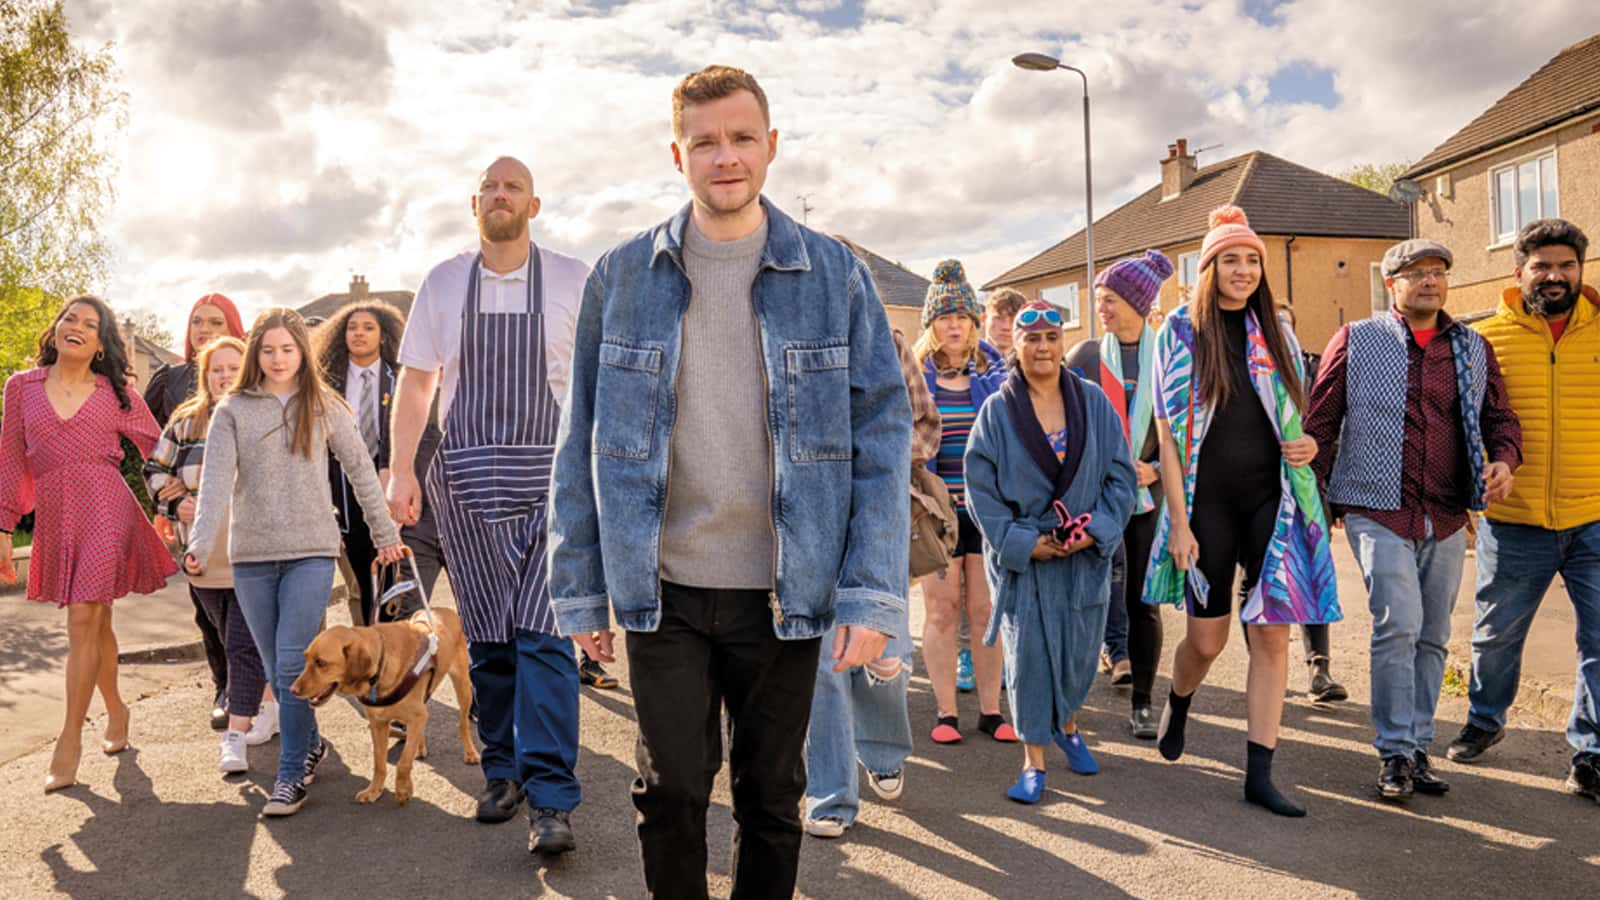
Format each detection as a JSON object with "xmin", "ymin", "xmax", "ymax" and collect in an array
[{"xmin": 425, "ymin": 245, "xmax": 560, "ymax": 641}]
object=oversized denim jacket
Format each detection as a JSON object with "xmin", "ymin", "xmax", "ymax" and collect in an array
[{"xmin": 548, "ymin": 198, "xmax": 912, "ymax": 641}]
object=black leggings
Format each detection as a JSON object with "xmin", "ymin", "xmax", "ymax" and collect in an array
[
  {"xmin": 1188, "ymin": 458, "xmax": 1280, "ymax": 619},
  {"xmin": 1115, "ymin": 510, "xmax": 1163, "ymax": 707}
]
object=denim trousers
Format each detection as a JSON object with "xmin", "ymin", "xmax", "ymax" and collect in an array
[
  {"xmin": 1345, "ymin": 515, "xmax": 1466, "ymax": 759},
  {"xmin": 1471, "ymin": 518, "xmax": 1600, "ymax": 762},
  {"xmin": 232, "ymin": 557, "xmax": 336, "ymax": 785},
  {"xmin": 626, "ymin": 582, "xmax": 821, "ymax": 900},
  {"xmin": 804, "ymin": 628, "xmax": 913, "ymax": 826},
  {"xmin": 468, "ymin": 629, "xmax": 581, "ymax": 811}
]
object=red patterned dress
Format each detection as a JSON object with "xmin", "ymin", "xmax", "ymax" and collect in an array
[{"xmin": 0, "ymin": 368, "xmax": 178, "ymax": 606}]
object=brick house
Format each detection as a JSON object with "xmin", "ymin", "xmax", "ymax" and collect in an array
[
  {"xmin": 299, "ymin": 274, "xmax": 415, "ymax": 322},
  {"xmin": 1401, "ymin": 33, "xmax": 1600, "ymax": 314},
  {"xmin": 835, "ymin": 235, "xmax": 932, "ymax": 338},
  {"xmin": 982, "ymin": 140, "xmax": 1411, "ymax": 353}
]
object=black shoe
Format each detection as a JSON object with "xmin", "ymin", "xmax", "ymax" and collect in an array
[
  {"xmin": 578, "ymin": 657, "xmax": 618, "ymax": 689},
  {"xmin": 1568, "ymin": 757, "xmax": 1600, "ymax": 804},
  {"xmin": 301, "ymin": 738, "xmax": 330, "ymax": 785},
  {"xmin": 1378, "ymin": 755, "xmax": 1414, "ymax": 801},
  {"xmin": 1411, "ymin": 751, "xmax": 1450, "ymax": 795},
  {"xmin": 1446, "ymin": 723, "xmax": 1504, "ymax": 764},
  {"xmin": 529, "ymin": 807, "xmax": 576, "ymax": 854},
  {"xmin": 1129, "ymin": 705, "xmax": 1158, "ymax": 740},
  {"xmin": 476, "ymin": 778, "xmax": 525, "ymax": 824},
  {"xmin": 1307, "ymin": 660, "xmax": 1348, "ymax": 704},
  {"xmin": 211, "ymin": 689, "xmax": 228, "ymax": 731}
]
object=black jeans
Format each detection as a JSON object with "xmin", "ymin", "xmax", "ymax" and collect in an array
[
  {"xmin": 626, "ymin": 582, "xmax": 822, "ymax": 900},
  {"xmin": 1110, "ymin": 510, "xmax": 1163, "ymax": 708}
]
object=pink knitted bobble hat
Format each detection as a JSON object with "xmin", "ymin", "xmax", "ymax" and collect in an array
[{"xmin": 1198, "ymin": 205, "xmax": 1267, "ymax": 270}]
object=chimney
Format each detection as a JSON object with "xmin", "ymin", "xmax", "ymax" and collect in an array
[
  {"xmin": 1160, "ymin": 137, "xmax": 1197, "ymax": 201},
  {"xmin": 349, "ymin": 274, "xmax": 369, "ymax": 300}
]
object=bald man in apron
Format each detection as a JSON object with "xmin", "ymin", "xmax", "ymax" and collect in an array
[{"xmin": 388, "ymin": 156, "xmax": 587, "ymax": 856}]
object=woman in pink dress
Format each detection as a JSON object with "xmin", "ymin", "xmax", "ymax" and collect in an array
[{"xmin": 0, "ymin": 295, "xmax": 179, "ymax": 792}]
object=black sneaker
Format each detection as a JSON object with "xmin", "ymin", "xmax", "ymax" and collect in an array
[
  {"xmin": 578, "ymin": 657, "xmax": 618, "ymax": 689},
  {"xmin": 1446, "ymin": 724, "xmax": 1504, "ymax": 764},
  {"xmin": 302, "ymin": 738, "xmax": 330, "ymax": 785},
  {"xmin": 1412, "ymin": 750, "xmax": 1450, "ymax": 795},
  {"xmin": 1378, "ymin": 755, "xmax": 1413, "ymax": 801},
  {"xmin": 262, "ymin": 780, "xmax": 307, "ymax": 816},
  {"xmin": 529, "ymin": 808, "xmax": 576, "ymax": 854},
  {"xmin": 211, "ymin": 689, "xmax": 228, "ymax": 731},
  {"xmin": 1568, "ymin": 757, "xmax": 1600, "ymax": 804}
]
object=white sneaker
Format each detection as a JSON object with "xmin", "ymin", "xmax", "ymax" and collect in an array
[
  {"xmin": 804, "ymin": 816, "xmax": 847, "ymax": 839},
  {"xmin": 245, "ymin": 702, "xmax": 279, "ymax": 746},
  {"xmin": 867, "ymin": 769, "xmax": 904, "ymax": 801},
  {"xmin": 219, "ymin": 731, "xmax": 248, "ymax": 774}
]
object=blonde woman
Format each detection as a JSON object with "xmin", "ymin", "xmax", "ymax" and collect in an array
[{"xmin": 914, "ymin": 260, "xmax": 1016, "ymax": 745}]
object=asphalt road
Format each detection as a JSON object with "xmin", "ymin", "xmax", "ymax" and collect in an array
[{"xmin": 2, "ymin": 580, "xmax": 1598, "ymax": 898}]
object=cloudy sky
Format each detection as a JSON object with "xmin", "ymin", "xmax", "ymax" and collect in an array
[{"xmin": 65, "ymin": 0, "xmax": 1600, "ymax": 340}]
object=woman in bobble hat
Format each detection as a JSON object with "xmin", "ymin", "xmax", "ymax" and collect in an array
[
  {"xmin": 1142, "ymin": 207, "xmax": 1340, "ymax": 817},
  {"xmin": 913, "ymin": 260, "xmax": 1017, "ymax": 746}
]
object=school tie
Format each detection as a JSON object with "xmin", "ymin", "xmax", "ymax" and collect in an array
[{"xmin": 360, "ymin": 369, "xmax": 380, "ymax": 458}]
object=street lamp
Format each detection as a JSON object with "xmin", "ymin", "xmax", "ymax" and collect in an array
[{"xmin": 1013, "ymin": 52, "xmax": 1096, "ymax": 338}]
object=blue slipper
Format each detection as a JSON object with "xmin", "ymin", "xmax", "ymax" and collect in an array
[
  {"xmin": 1054, "ymin": 730, "xmax": 1099, "ymax": 775},
  {"xmin": 956, "ymin": 649, "xmax": 975, "ymax": 693},
  {"xmin": 1006, "ymin": 768, "xmax": 1046, "ymax": 804}
]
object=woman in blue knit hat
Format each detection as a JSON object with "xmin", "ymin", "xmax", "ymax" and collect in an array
[{"xmin": 912, "ymin": 259, "xmax": 1016, "ymax": 745}]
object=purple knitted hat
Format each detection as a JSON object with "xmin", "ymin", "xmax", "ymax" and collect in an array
[{"xmin": 1093, "ymin": 249, "xmax": 1175, "ymax": 317}]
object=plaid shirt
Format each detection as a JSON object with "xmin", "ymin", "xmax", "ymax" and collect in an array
[
  {"xmin": 895, "ymin": 331, "xmax": 941, "ymax": 465},
  {"xmin": 142, "ymin": 415, "xmax": 208, "ymax": 544}
]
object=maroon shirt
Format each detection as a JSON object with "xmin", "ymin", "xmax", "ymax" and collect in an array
[{"xmin": 1306, "ymin": 310, "xmax": 1522, "ymax": 541}]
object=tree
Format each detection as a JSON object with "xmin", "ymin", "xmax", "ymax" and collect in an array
[
  {"xmin": 1, "ymin": 0, "xmax": 126, "ymax": 382},
  {"xmin": 1339, "ymin": 161, "xmax": 1412, "ymax": 198},
  {"xmin": 127, "ymin": 311, "xmax": 175, "ymax": 354}
]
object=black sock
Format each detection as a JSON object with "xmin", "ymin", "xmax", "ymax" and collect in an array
[
  {"xmin": 977, "ymin": 713, "xmax": 1006, "ymax": 736},
  {"xmin": 1158, "ymin": 689, "xmax": 1192, "ymax": 761},
  {"xmin": 1244, "ymin": 741, "xmax": 1306, "ymax": 817},
  {"xmin": 936, "ymin": 715, "xmax": 959, "ymax": 731}
]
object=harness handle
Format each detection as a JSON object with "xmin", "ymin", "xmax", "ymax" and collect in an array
[{"xmin": 370, "ymin": 546, "xmax": 437, "ymax": 634}]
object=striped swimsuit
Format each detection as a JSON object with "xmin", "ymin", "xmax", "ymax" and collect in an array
[{"xmin": 934, "ymin": 385, "xmax": 976, "ymax": 508}]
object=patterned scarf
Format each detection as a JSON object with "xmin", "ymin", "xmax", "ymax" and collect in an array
[
  {"xmin": 1142, "ymin": 306, "xmax": 1341, "ymax": 626},
  {"xmin": 1099, "ymin": 328, "xmax": 1157, "ymax": 514}
]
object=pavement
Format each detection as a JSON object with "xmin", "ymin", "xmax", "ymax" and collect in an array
[{"xmin": 1, "ymin": 539, "xmax": 1597, "ymax": 897}]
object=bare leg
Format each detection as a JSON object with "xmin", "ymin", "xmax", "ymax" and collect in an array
[
  {"xmin": 1244, "ymin": 624, "xmax": 1290, "ymax": 747},
  {"xmin": 964, "ymin": 554, "xmax": 1004, "ymax": 717},
  {"xmin": 1023, "ymin": 743, "xmax": 1046, "ymax": 771},
  {"xmin": 1170, "ymin": 616, "xmax": 1230, "ymax": 696},
  {"xmin": 96, "ymin": 609, "xmax": 129, "ymax": 753},
  {"xmin": 49, "ymin": 605, "xmax": 106, "ymax": 790},
  {"xmin": 921, "ymin": 560, "xmax": 964, "ymax": 719}
]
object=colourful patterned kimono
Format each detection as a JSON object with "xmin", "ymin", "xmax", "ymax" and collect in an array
[{"xmin": 1141, "ymin": 305, "xmax": 1341, "ymax": 625}]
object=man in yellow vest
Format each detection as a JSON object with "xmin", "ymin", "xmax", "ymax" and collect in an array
[{"xmin": 1449, "ymin": 218, "xmax": 1600, "ymax": 805}]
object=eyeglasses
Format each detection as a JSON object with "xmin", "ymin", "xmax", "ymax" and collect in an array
[
  {"xmin": 1016, "ymin": 306, "xmax": 1064, "ymax": 327},
  {"xmin": 1394, "ymin": 267, "xmax": 1448, "ymax": 283}
]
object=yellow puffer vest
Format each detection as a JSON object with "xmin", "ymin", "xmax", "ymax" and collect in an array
[{"xmin": 1473, "ymin": 283, "xmax": 1600, "ymax": 529}]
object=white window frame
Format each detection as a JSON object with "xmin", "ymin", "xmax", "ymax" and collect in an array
[
  {"xmin": 1040, "ymin": 282, "xmax": 1081, "ymax": 328},
  {"xmin": 1370, "ymin": 262, "xmax": 1390, "ymax": 315},
  {"xmin": 1176, "ymin": 251, "xmax": 1201, "ymax": 307},
  {"xmin": 1489, "ymin": 148, "xmax": 1559, "ymax": 246}
]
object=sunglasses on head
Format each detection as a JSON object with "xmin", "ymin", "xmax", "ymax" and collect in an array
[{"xmin": 1016, "ymin": 306, "xmax": 1064, "ymax": 328}]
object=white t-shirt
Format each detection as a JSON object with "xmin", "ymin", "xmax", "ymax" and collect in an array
[{"xmin": 398, "ymin": 245, "xmax": 589, "ymax": 422}]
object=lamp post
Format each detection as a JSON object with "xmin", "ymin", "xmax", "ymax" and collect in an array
[{"xmin": 1013, "ymin": 52, "xmax": 1095, "ymax": 338}]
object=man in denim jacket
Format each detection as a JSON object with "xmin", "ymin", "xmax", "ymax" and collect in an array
[{"xmin": 548, "ymin": 65, "xmax": 911, "ymax": 898}]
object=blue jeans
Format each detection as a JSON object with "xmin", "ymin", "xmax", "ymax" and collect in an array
[
  {"xmin": 804, "ymin": 636, "xmax": 914, "ymax": 826},
  {"xmin": 468, "ymin": 630, "xmax": 581, "ymax": 811},
  {"xmin": 1102, "ymin": 542, "xmax": 1129, "ymax": 663},
  {"xmin": 1471, "ymin": 519, "xmax": 1600, "ymax": 762},
  {"xmin": 1346, "ymin": 515, "xmax": 1465, "ymax": 759},
  {"xmin": 232, "ymin": 557, "xmax": 336, "ymax": 785}
]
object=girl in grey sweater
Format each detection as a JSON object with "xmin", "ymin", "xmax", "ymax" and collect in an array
[{"xmin": 186, "ymin": 308, "xmax": 403, "ymax": 816}]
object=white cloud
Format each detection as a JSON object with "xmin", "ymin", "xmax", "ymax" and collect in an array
[{"xmin": 57, "ymin": 0, "xmax": 1600, "ymax": 341}]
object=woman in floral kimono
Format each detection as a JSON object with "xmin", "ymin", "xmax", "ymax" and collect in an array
[
  {"xmin": 1142, "ymin": 207, "xmax": 1341, "ymax": 817},
  {"xmin": 964, "ymin": 301, "xmax": 1137, "ymax": 804}
]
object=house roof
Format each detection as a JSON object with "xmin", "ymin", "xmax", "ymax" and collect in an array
[
  {"xmin": 983, "ymin": 151, "xmax": 1410, "ymax": 290},
  {"xmin": 834, "ymin": 235, "xmax": 932, "ymax": 308},
  {"xmin": 132, "ymin": 333, "xmax": 181, "ymax": 366},
  {"xmin": 1405, "ymin": 33, "xmax": 1600, "ymax": 179},
  {"xmin": 298, "ymin": 290, "xmax": 415, "ymax": 322}
]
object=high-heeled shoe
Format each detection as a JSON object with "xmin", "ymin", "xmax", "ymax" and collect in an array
[
  {"xmin": 45, "ymin": 740, "xmax": 81, "ymax": 793},
  {"xmin": 101, "ymin": 703, "xmax": 130, "ymax": 755}
]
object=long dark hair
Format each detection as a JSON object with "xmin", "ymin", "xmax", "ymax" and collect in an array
[
  {"xmin": 313, "ymin": 301, "xmax": 405, "ymax": 389},
  {"xmin": 1192, "ymin": 262, "xmax": 1305, "ymax": 413},
  {"xmin": 35, "ymin": 294, "xmax": 135, "ymax": 411},
  {"xmin": 232, "ymin": 307, "xmax": 340, "ymax": 460}
]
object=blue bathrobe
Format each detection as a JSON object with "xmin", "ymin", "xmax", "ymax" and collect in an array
[{"xmin": 964, "ymin": 367, "xmax": 1137, "ymax": 744}]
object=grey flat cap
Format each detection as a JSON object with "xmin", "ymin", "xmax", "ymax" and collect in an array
[{"xmin": 1382, "ymin": 239, "xmax": 1454, "ymax": 278}]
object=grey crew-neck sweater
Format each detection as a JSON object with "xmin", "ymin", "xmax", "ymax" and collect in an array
[
  {"xmin": 659, "ymin": 217, "xmax": 773, "ymax": 590},
  {"xmin": 187, "ymin": 388, "xmax": 400, "ymax": 570}
]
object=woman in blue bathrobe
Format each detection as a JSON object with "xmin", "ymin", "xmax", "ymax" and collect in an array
[{"xmin": 964, "ymin": 301, "xmax": 1138, "ymax": 803}]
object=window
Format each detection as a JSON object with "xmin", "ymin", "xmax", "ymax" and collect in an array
[
  {"xmin": 1040, "ymin": 283, "xmax": 1080, "ymax": 328},
  {"xmin": 1370, "ymin": 263, "xmax": 1389, "ymax": 315},
  {"xmin": 1491, "ymin": 150, "xmax": 1559, "ymax": 244},
  {"xmin": 1176, "ymin": 251, "xmax": 1200, "ymax": 306}
]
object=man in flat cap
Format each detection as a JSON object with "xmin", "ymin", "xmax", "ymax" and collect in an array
[{"xmin": 1304, "ymin": 238, "xmax": 1521, "ymax": 802}]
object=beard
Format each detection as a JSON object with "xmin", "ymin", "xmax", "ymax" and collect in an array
[
  {"xmin": 478, "ymin": 206, "xmax": 526, "ymax": 243},
  {"xmin": 1522, "ymin": 279, "xmax": 1579, "ymax": 319}
]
